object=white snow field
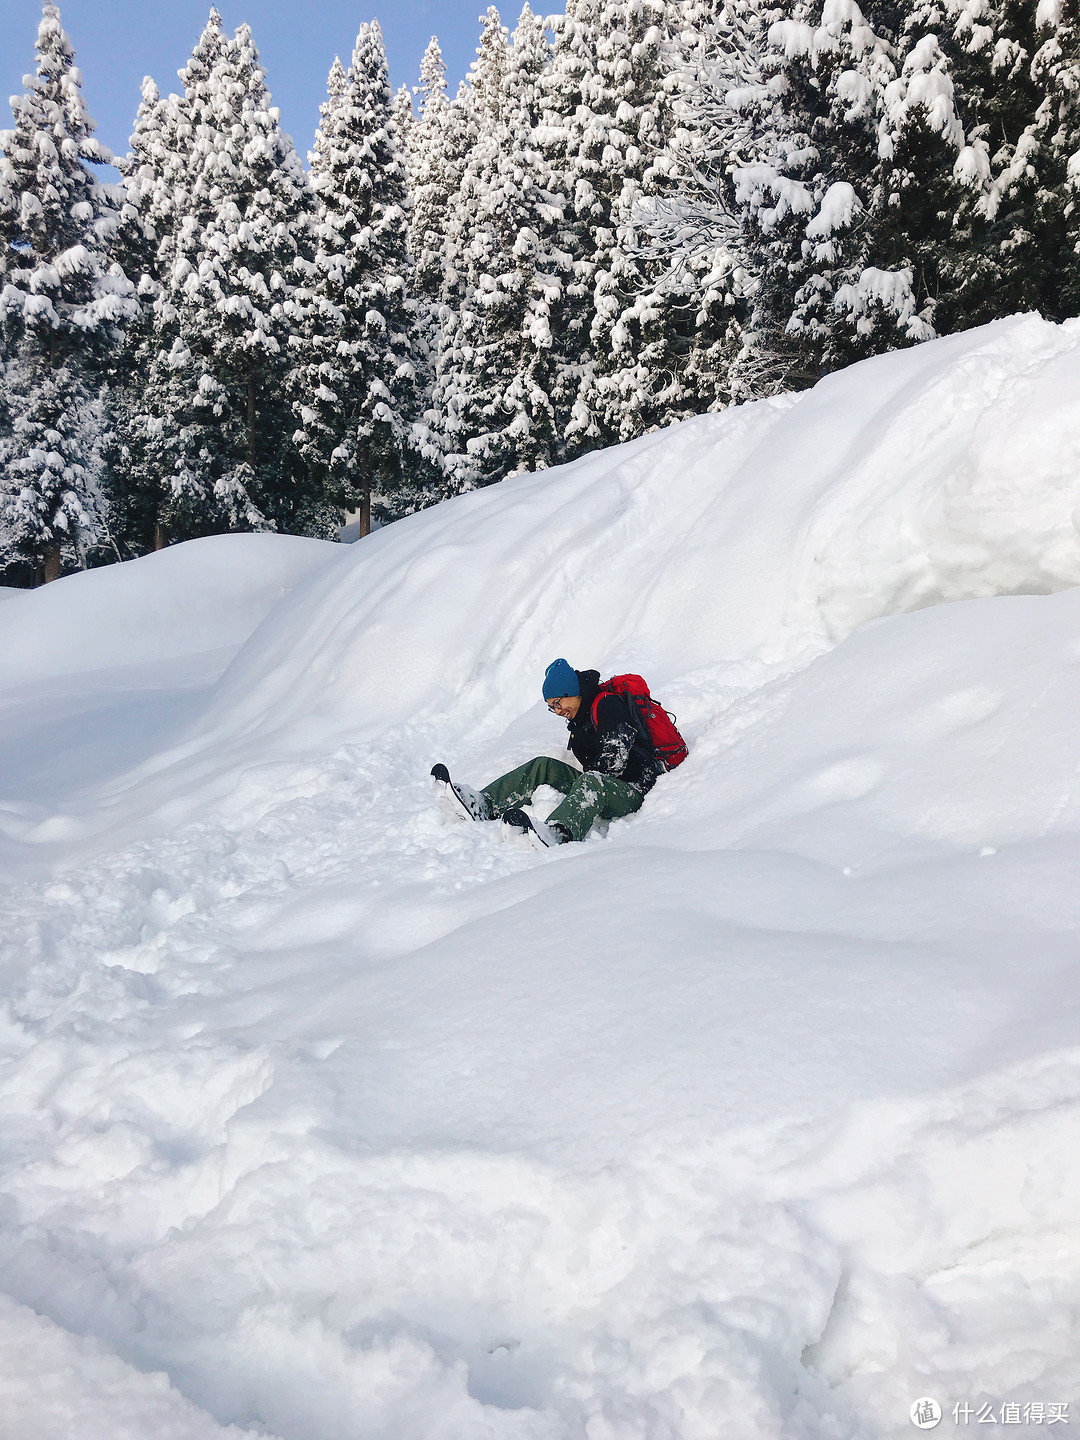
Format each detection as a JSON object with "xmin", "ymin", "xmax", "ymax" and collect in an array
[{"xmin": 2, "ymin": 311, "xmax": 1080, "ymax": 1439}]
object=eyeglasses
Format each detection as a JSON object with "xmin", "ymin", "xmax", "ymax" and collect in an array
[{"xmin": 547, "ymin": 697, "xmax": 570, "ymax": 713}]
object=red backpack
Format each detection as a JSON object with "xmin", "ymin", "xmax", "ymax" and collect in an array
[{"xmin": 590, "ymin": 674, "xmax": 689, "ymax": 771}]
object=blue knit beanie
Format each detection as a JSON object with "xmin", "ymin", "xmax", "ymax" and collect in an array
[{"xmin": 542, "ymin": 658, "xmax": 580, "ymax": 700}]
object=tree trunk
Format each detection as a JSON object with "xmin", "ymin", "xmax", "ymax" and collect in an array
[
  {"xmin": 359, "ymin": 478, "xmax": 371, "ymax": 539},
  {"xmin": 247, "ymin": 372, "xmax": 257, "ymax": 471},
  {"xmin": 153, "ymin": 521, "xmax": 167, "ymax": 551},
  {"xmin": 43, "ymin": 545, "xmax": 61, "ymax": 584}
]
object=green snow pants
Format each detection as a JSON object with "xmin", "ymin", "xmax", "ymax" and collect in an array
[{"xmin": 481, "ymin": 756, "xmax": 643, "ymax": 842}]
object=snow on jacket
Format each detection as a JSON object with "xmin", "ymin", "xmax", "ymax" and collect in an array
[{"xmin": 565, "ymin": 669, "xmax": 661, "ymax": 794}]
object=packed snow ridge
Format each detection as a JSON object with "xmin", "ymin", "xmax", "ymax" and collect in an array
[{"xmin": 2, "ymin": 312, "xmax": 1080, "ymax": 1439}]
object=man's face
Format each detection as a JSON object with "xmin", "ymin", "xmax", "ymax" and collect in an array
[{"xmin": 547, "ymin": 694, "xmax": 581, "ymax": 720}]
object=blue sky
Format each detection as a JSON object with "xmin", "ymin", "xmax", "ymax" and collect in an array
[{"xmin": 0, "ymin": 0, "xmax": 504, "ymax": 165}]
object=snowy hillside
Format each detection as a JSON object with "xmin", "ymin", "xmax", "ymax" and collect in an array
[{"xmin": 2, "ymin": 312, "xmax": 1080, "ymax": 1439}]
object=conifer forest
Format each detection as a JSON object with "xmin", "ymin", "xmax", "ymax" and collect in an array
[{"xmin": 1, "ymin": 0, "xmax": 1078, "ymax": 585}]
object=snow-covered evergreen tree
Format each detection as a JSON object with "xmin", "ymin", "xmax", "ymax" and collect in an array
[
  {"xmin": 441, "ymin": 8, "xmax": 511, "ymax": 306},
  {"xmin": 904, "ymin": 0, "xmax": 1077, "ymax": 328},
  {"xmin": 135, "ymin": 12, "xmax": 324, "ymax": 542},
  {"xmin": 534, "ymin": 0, "xmax": 702, "ymax": 453},
  {"xmin": 433, "ymin": 6, "xmax": 509, "ymax": 478},
  {"xmin": 855, "ymin": 28, "xmax": 977, "ymax": 349},
  {"xmin": 293, "ymin": 22, "xmax": 430, "ymax": 533},
  {"xmin": 289, "ymin": 54, "xmax": 349, "ymax": 518},
  {"xmin": 633, "ymin": 0, "xmax": 790, "ymax": 404},
  {"xmin": 403, "ymin": 36, "xmax": 470, "ymax": 457},
  {"xmin": 572, "ymin": 0, "xmax": 704, "ymax": 444},
  {"xmin": 436, "ymin": 5, "xmax": 567, "ymax": 488},
  {"xmin": 727, "ymin": 0, "xmax": 895, "ymax": 385},
  {"xmin": 647, "ymin": 0, "xmax": 1034, "ymax": 393},
  {"xmin": 408, "ymin": 38, "xmax": 467, "ymax": 308},
  {"xmin": 529, "ymin": 2, "xmax": 598, "ymax": 453},
  {"xmin": 392, "ymin": 83, "xmax": 417, "ymax": 161},
  {"xmin": 105, "ymin": 75, "xmax": 188, "ymax": 553},
  {"xmin": 716, "ymin": 0, "xmax": 991, "ymax": 386},
  {"xmin": 0, "ymin": 3, "xmax": 137, "ymax": 583},
  {"xmin": 1027, "ymin": 0, "xmax": 1080, "ymax": 316},
  {"xmin": 115, "ymin": 77, "xmax": 169, "ymax": 287}
]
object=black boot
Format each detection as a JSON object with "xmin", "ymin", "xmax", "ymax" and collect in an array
[
  {"xmin": 502, "ymin": 808, "xmax": 567, "ymax": 849},
  {"xmin": 431, "ymin": 764, "xmax": 492, "ymax": 821}
]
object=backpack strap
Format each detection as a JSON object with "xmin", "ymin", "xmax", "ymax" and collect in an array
[
  {"xmin": 591, "ymin": 683, "xmax": 656, "ymax": 757},
  {"xmin": 589, "ymin": 682, "xmax": 613, "ymax": 728}
]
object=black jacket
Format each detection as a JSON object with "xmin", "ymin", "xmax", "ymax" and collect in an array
[{"xmin": 564, "ymin": 669, "xmax": 660, "ymax": 794}]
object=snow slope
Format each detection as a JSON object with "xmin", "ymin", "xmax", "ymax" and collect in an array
[
  {"xmin": 1, "ymin": 313, "xmax": 1080, "ymax": 1438},
  {"xmin": 0, "ymin": 533, "xmax": 339, "ymax": 818}
]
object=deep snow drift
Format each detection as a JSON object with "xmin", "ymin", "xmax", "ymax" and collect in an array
[
  {"xmin": 0, "ymin": 533, "xmax": 337, "ymax": 815},
  {"xmin": 2, "ymin": 313, "xmax": 1080, "ymax": 1439}
]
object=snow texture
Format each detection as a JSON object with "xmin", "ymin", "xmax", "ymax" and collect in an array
[{"xmin": 2, "ymin": 313, "xmax": 1080, "ymax": 1437}]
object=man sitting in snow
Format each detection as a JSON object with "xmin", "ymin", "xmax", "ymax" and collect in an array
[{"xmin": 431, "ymin": 658, "xmax": 662, "ymax": 848}]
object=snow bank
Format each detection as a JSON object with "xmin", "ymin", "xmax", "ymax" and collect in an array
[
  {"xmin": 0, "ymin": 532, "xmax": 340, "ymax": 696},
  {"xmin": 0, "ymin": 1293, "xmax": 259, "ymax": 1440},
  {"xmin": 2, "ymin": 315, "xmax": 1080, "ymax": 1438},
  {"xmin": 671, "ymin": 585, "xmax": 1080, "ymax": 860},
  {"xmin": 0, "ymin": 533, "xmax": 341, "ymax": 820},
  {"xmin": 192, "ymin": 311, "xmax": 1080, "ymax": 750}
]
